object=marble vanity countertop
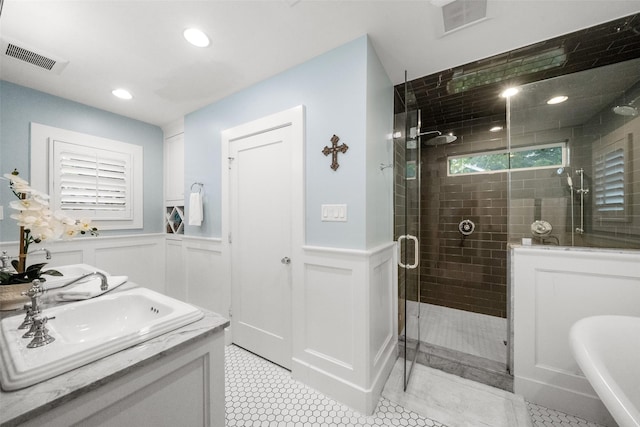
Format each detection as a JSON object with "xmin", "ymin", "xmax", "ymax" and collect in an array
[{"xmin": 0, "ymin": 285, "xmax": 229, "ymax": 427}]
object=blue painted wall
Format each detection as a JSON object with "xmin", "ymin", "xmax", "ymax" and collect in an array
[
  {"xmin": 185, "ymin": 35, "xmax": 393, "ymax": 249},
  {"xmin": 0, "ymin": 81, "xmax": 164, "ymax": 242},
  {"xmin": 365, "ymin": 39, "xmax": 394, "ymax": 248}
]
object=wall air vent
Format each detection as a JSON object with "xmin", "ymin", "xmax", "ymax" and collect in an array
[{"xmin": 1, "ymin": 37, "xmax": 69, "ymax": 74}]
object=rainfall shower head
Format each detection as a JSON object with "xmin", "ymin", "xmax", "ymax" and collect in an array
[
  {"xmin": 612, "ymin": 105, "xmax": 638, "ymax": 117},
  {"xmin": 418, "ymin": 130, "xmax": 458, "ymax": 146},
  {"xmin": 425, "ymin": 134, "xmax": 458, "ymax": 146},
  {"xmin": 613, "ymin": 95, "xmax": 639, "ymax": 117}
]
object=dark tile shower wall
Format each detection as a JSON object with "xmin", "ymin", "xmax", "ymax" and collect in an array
[
  {"xmin": 420, "ymin": 126, "xmax": 508, "ymax": 318},
  {"xmin": 394, "ymin": 12, "xmax": 640, "ymax": 320},
  {"xmin": 509, "ymin": 71, "xmax": 640, "ymax": 249},
  {"xmin": 394, "ymin": 114, "xmax": 407, "ymax": 334}
]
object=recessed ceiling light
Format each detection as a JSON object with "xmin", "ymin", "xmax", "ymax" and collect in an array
[
  {"xmin": 547, "ymin": 95, "xmax": 568, "ymax": 105},
  {"xmin": 112, "ymin": 88, "xmax": 133, "ymax": 100},
  {"xmin": 490, "ymin": 126, "xmax": 503, "ymax": 132},
  {"xmin": 500, "ymin": 87, "xmax": 519, "ymax": 98},
  {"xmin": 184, "ymin": 28, "xmax": 210, "ymax": 47}
]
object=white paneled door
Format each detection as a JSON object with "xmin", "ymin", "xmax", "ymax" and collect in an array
[{"xmin": 230, "ymin": 124, "xmax": 292, "ymax": 369}]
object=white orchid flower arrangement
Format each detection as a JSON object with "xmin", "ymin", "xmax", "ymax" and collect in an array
[{"xmin": 1, "ymin": 169, "xmax": 98, "ymax": 285}]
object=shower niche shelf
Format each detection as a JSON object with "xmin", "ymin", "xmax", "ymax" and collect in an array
[{"xmin": 165, "ymin": 205, "xmax": 184, "ymax": 234}]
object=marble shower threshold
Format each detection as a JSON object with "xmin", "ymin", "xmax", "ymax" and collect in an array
[
  {"xmin": 383, "ymin": 357, "xmax": 532, "ymax": 427},
  {"xmin": 400, "ymin": 340, "xmax": 513, "ymax": 392}
]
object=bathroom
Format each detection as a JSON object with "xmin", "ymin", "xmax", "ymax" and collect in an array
[{"xmin": 1, "ymin": 2, "xmax": 639, "ymax": 426}]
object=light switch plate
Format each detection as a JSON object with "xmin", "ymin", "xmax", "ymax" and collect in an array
[{"xmin": 321, "ymin": 204, "xmax": 347, "ymax": 222}]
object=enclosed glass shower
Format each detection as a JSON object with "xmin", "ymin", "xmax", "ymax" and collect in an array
[
  {"xmin": 395, "ymin": 55, "xmax": 640, "ymax": 389},
  {"xmin": 394, "ymin": 73, "xmax": 421, "ymax": 390}
]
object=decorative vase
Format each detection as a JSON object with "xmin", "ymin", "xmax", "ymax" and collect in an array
[{"xmin": 0, "ymin": 283, "xmax": 31, "ymax": 311}]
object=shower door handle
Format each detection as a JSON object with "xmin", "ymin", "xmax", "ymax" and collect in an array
[{"xmin": 397, "ymin": 234, "xmax": 419, "ymax": 269}]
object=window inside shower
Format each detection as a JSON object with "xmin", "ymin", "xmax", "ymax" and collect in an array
[
  {"xmin": 447, "ymin": 142, "xmax": 567, "ymax": 176},
  {"xmin": 508, "ymin": 57, "xmax": 640, "ymax": 250}
]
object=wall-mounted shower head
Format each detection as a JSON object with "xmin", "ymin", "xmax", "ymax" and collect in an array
[
  {"xmin": 556, "ymin": 167, "xmax": 573, "ymax": 189},
  {"xmin": 419, "ymin": 130, "xmax": 457, "ymax": 146}
]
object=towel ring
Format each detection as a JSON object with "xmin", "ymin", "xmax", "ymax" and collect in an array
[{"xmin": 190, "ymin": 182, "xmax": 204, "ymax": 193}]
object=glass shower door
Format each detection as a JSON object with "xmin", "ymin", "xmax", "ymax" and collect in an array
[{"xmin": 395, "ymin": 73, "xmax": 421, "ymax": 390}]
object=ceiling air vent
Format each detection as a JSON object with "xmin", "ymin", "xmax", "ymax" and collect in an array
[
  {"xmin": 433, "ymin": 0, "xmax": 488, "ymax": 35},
  {"xmin": 1, "ymin": 38, "xmax": 69, "ymax": 74}
]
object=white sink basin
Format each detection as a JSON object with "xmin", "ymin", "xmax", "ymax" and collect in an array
[
  {"xmin": 570, "ymin": 315, "xmax": 640, "ymax": 427},
  {"xmin": 41, "ymin": 264, "xmax": 109, "ymax": 290},
  {"xmin": 0, "ymin": 287, "xmax": 203, "ymax": 391}
]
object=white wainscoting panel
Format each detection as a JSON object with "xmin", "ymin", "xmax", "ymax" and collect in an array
[
  {"xmin": 95, "ymin": 242, "xmax": 164, "ymax": 293},
  {"xmin": 292, "ymin": 242, "xmax": 397, "ymax": 415},
  {"xmin": 2, "ymin": 234, "xmax": 166, "ymax": 294},
  {"xmin": 369, "ymin": 253, "xmax": 395, "ymax": 379},
  {"xmin": 304, "ymin": 263, "xmax": 355, "ymax": 370},
  {"xmin": 512, "ymin": 246, "xmax": 640, "ymax": 426},
  {"xmin": 182, "ymin": 236, "xmax": 228, "ymax": 317},
  {"xmin": 165, "ymin": 237, "xmax": 186, "ymax": 301}
]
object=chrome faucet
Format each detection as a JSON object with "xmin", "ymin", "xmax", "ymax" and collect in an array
[
  {"xmin": 19, "ymin": 272, "xmax": 109, "ymax": 331},
  {"xmin": 27, "ymin": 247, "xmax": 52, "ymax": 260},
  {"xmin": 20, "ymin": 279, "xmax": 45, "ymax": 333},
  {"xmin": 0, "ymin": 251, "xmax": 12, "ymax": 272},
  {"xmin": 1, "ymin": 248, "xmax": 51, "ymax": 273},
  {"xmin": 61, "ymin": 271, "xmax": 109, "ymax": 292},
  {"xmin": 18, "ymin": 272, "xmax": 109, "ymax": 347}
]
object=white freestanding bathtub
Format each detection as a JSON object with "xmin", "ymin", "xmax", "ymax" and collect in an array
[{"xmin": 570, "ymin": 315, "xmax": 640, "ymax": 427}]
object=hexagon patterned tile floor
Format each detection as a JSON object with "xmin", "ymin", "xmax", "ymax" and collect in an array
[
  {"xmin": 225, "ymin": 345, "xmax": 445, "ymax": 426},
  {"xmin": 224, "ymin": 344, "xmax": 605, "ymax": 427}
]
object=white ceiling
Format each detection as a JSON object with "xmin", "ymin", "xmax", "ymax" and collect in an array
[{"xmin": 1, "ymin": 0, "xmax": 638, "ymax": 128}]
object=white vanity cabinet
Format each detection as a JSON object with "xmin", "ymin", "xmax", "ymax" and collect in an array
[{"xmin": 1, "ymin": 309, "xmax": 228, "ymax": 427}]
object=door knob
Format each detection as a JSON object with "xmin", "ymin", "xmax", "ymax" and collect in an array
[{"xmin": 281, "ymin": 257, "xmax": 291, "ymax": 264}]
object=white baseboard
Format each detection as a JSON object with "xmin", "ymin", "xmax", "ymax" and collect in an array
[
  {"xmin": 515, "ymin": 376, "xmax": 616, "ymax": 427},
  {"xmin": 291, "ymin": 341, "xmax": 396, "ymax": 416}
]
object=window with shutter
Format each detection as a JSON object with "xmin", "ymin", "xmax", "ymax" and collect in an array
[
  {"xmin": 51, "ymin": 140, "xmax": 132, "ymax": 219},
  {"xmin": 30, "ymin": 123, "xmax": 143, "ymax": 230},
  {"xmin": 592, "ymin": 133, "xmax": 631, "ymax": 224},
  {"xmin": 594, "ymin": 148, "xmax": 625, "ymax": 214}
]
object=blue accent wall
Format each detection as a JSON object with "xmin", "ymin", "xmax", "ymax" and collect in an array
[
  {"xmin": 185, "ymin": 35, "xmax": 393, "ymax": 249},
  {"xmin": 0, "ymin": 81, "xmax": 164, "ymax": 242}
]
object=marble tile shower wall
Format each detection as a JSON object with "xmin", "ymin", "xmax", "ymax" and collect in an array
[{"xmin": 420, "ymin": 127, "xmax": 508, "ymax": 318}]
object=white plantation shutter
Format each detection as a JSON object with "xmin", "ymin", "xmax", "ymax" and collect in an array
[
  {"xmin": 594, "ymin": 148, "xmax": 625, "ymax": 213},
  {"xmin": 52, "ymin": 140, "xmax": 133, "ymax": 220}
]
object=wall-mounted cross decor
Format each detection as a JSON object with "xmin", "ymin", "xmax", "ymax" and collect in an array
[{"xmin": 322, "ymin": 134, "xmax": 349, "ymax": 171}]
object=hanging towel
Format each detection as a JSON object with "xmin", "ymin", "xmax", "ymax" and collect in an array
[
  {"xmin": 55, "ymin": 276, "xmax": 128, "ymax": 301},
  {"xmin": 189, "ymin": 191, "xmax": 203, "ymax": 226}
]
